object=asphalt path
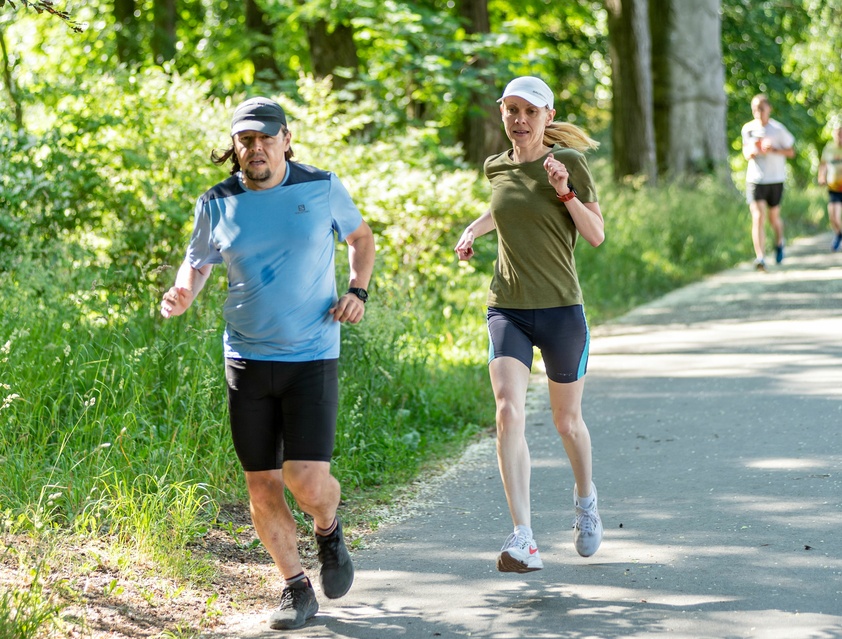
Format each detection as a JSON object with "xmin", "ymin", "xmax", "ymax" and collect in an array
[{"xmin": 211, "ymin": 233, "xmax": 842, "ymax": 639}]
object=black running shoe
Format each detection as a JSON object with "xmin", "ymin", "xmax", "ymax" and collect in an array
[
  {"xmin": 269, "ymin": 579, "xmax": 318, "ymax": 630},
  {"xmin": 316, "ymin": 519, "xmax": 355, "ymax": 599}
]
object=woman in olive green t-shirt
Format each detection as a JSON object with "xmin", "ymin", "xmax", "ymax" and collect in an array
[{"xmin": 455, "ymin": 76, "xmax": 605, "ymax": 573}]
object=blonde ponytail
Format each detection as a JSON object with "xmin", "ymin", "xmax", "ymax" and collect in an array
[{"xmin": 543, "ymin": 121, "xmax": 599, "ymax": 152}]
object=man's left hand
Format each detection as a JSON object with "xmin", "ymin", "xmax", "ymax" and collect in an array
[{"xmin": 329, "ymin": 294, "xmax": 366, "ymax": 323}]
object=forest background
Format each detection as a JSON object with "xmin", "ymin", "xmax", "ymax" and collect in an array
[{"xmin": 1, "ymin": 0, "xmax": 840, "ymax": 637}]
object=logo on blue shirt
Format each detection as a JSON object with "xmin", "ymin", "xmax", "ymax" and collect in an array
[{"xmin": 296, "ymin": 204, "xmax": 308, "ymax": 214}]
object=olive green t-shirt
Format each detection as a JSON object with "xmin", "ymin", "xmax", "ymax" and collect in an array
[{"xmin": 484, "ymin": 144, "xmax": 598, "ymax": 309}]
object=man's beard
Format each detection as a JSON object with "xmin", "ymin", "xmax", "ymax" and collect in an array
[{"xmin": 244, "ymin": 166, "xmax": 271, "ymax": 183}]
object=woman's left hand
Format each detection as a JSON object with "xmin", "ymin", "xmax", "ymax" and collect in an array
[{"xmin": 544, "ymin": 155, "xmax": 570, "ymax": 196}]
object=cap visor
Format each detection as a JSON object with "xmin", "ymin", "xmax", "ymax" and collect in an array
[
  {"xmin": 231, "ymin": 120, "xmax": 283, "ymax": 136},
  {"xmin": 498, "ymin": 90, "xmax": 552, "ymax": 109}
]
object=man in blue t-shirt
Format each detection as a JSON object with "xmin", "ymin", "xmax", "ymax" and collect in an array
[{"xmin": 161, "ymin": 97, "xmax": 375, "ymax": 631}]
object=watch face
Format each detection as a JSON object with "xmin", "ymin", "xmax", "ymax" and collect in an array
[{"xmin": 350, "ymin": 288, "xmax": 368, "ymax": 301}]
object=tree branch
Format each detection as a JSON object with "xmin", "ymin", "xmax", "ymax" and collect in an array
[{"xmin": 1, "ymin": 0, "xmax": 84, "ymax": 33}]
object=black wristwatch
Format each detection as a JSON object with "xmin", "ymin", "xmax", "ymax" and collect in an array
[{"xmin": 347, "ymin": 287, "xmax": 368, "ymax": 303}]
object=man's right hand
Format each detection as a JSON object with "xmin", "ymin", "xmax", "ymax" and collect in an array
[{"xmin": 160, "ymin": 286, "xmax": 193, "ymax": 318}]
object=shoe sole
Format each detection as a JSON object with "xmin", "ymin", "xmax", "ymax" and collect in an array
[
  {"xmin": 269, "ymin": 602, "xmax": 319, "ymax": 630},
  {"xmin": 574, "ymin": 538, "xmax": 602, "ymax": 558},
  {"xmin": 323, "ymin": 575, "xmax": 353, "ymax": 600},
  {"xmin": 496, "ymin": 551, "xmax": 542, "ymax": 573}
]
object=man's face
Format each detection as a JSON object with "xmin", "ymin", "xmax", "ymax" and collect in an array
[
  {"xmin": 233, "ymin": 129, "xmax": 291, "ymax": 190},
  {"xmin": 751, "ymin": 100, "xmax": 771, "ymax": 123}
]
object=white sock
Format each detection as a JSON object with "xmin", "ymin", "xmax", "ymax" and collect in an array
[
  {"xmin": 577, "ymin": 492, "xmax": 595, "ymax": 510},
  {"xmin": 514, "ymin": 524, "xmax": 533, "ymax": 539}
]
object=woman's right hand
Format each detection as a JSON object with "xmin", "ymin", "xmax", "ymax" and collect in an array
[{"xmin": 455, "ymin": 228, "xmax": 475, "ymax": 261}]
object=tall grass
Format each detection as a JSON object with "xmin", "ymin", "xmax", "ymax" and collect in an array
[{"xmin": 0, "ymin": 561, "xmax": 64, "ymax": 639}]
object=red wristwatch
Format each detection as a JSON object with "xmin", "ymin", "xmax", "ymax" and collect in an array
[{"xmin": 556, "ymin": 190, "xmax": 576, "ymax": 202}]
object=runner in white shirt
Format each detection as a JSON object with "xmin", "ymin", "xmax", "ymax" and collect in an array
[{"xmin": 741, "ymin": 94, "xmax": 796, "ymax": 271}]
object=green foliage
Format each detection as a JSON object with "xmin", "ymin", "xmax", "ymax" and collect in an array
[
  {"xmin": 0, "ymin": 249, "xmax": 237, "ymax": 519},
  {"xmin": 0, "ymin": 557, "xmax": 64, "ymax": 639},
  {"xmin": 335, "ymin": 306, "xmax": 490, "ymax": 491},
  {"xmin": 488, "ymin": 0, "xmax": 610, "ymax": 128},
  {"xmin": 787, "ymin": 0, "xmax": 842, "ymax": 153},
  {"xmin": 577, "ymin": 170, "xmax": 749, "ymax": 321},
  {"xmin": 721, "ymin": 0, "xmax": 825, "ymax": 183},
  {"xmin": 0, "ymin": 0, "xmax": 82, "ymax": 32}
]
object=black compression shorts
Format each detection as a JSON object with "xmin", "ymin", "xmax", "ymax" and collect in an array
[{"xmin": 225, "ymin": 358, "xmax": 339, "ymax": 471}]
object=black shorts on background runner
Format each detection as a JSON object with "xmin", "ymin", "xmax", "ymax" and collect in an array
[{"xmin": 746, "ymin": 182, "xmax": 784, "ymax": 206}]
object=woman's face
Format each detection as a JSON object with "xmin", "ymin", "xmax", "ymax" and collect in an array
[{"xmin": 500, "ymin": 97, "xmax": 554, "ymax": 150}]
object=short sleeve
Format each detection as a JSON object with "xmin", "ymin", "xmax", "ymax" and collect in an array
[
  {"xmin": 328, "ymin": 174, "xmax": 364, "ymax": 241},
  {"xmin": 185, "ymin": 197, "xmax": 223, "ymax": 269},
  {"xmin": 560, "ymin": 150, "xmax": 598, "ymax": 203}
]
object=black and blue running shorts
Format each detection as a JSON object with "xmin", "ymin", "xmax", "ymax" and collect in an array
[{"xmin": 487, "ymin": 305, "xmax": 589, "ymax": 384}]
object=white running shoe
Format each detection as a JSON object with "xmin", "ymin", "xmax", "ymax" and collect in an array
[
  {"xmin": 573, "ymin": 483, "xmax": 603, "ymax": 557},
  {"xmin": 497, "ymin": 531, "xmax": 543, "ymax": 573}
]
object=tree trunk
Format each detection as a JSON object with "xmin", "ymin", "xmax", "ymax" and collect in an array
[
  {"xmin": 456, "ymin": 0, "xmax": 507, "ymax": 165},
  {"xmin": 652, "ymin": 0, "xmax": 729, "ymax": 176},
  {"xmin": 151, "ymin": 0, "xmax": 177, "ymax": 64},
  {"xmin": 245, "ymin": 0, "xmax": 282, "ymax": 83},
  {"xmin": 606, "ymin": 0, "xmax": 658, "ymax": 182},
  {"xmin": 0, "ymin": 26, "xmax": 23, "ymax": 131},
  {"xmin": 113, "ymin": 0, "xmax": 140, "ymax": 65},
  {"xmin": 306, "ymin": 18, "xmax": 359, "ymax": 91}
]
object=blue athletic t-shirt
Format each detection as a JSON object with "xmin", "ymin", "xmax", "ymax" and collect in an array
[{"xmin": 186, "ymin": 162, "xmax": 364, "ymax": 361}]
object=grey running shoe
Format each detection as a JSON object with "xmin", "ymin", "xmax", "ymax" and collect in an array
[
  {"xmin": 754, "ymin": 258, "xmax": 767, "ymax": 272},
  {"xmin": 316, "ymin": 519, "xmax": 355, "ymax": 599},
  {"xmin": 573, "ymin": 483, "xmax": 603, "ymax": 558},
  {"xmin": 497, "ymin": 530, "xmax": 543, "ymax": 573},
  {"xmin": 269, "ymin": 580, "xmax": 318, "ymax": 630}
]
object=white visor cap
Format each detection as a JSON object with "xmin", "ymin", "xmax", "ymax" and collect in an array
[{"xmin": 498, "ymin": 76, "xmax": 554, "ymax": 110}]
